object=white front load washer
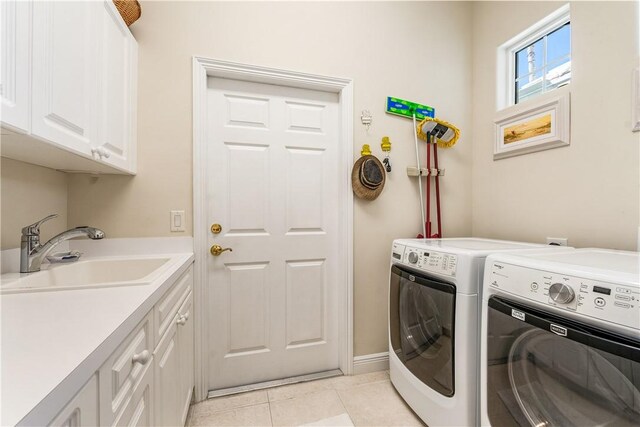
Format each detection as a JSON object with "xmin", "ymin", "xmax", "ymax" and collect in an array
[
  {"xmin": 388, "ymin": 238, "xmax": 553, "ymax": 427},
  {"xmin": 481, "ymin": 248, "xmax": 640, "ymax": 427}
]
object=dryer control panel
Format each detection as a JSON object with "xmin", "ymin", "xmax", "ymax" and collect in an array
[
  {"xmin": 488, "ymin": 261, "xmax": 640, "ymax": 331},
  {"xmin": 392, "ymin": 243, "xmax": 457, "ymax": 277}
]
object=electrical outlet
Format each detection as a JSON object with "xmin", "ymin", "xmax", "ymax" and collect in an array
[
  {"xmin": 546, "ymin": 237, "xmax": 568, "ymax": 246},
  {"xmin": 170, "ymin": 210, "xmax": 186, "ymax": 232}
]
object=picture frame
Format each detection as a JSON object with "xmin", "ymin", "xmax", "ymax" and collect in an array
[{"xmin": 494, "ymin": 87, "xmax": 570, "ymax": 160}]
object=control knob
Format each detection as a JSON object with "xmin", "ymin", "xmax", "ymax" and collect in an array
[
  {"xmin": 549, "ymin": 283, "xmax": 575, "ymax": 304},
  {"xmin": 408, "ymin": 252, "xmax": 419, "ymax": 264}
]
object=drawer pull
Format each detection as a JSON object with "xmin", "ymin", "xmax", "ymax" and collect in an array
[
  {"xmin": 132, "ymin": 350, "xmax": 151, "ymax": 365},
  {"xmin": 176, "ymin": 315, "xmax": 186, "ymax": 326}
]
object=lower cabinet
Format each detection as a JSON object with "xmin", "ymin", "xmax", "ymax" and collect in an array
[
  {"xmin": 154, "ymin": 291, "xmax": 194, "ymax": 427},
  {"xmin": 178, "ymin": 292, "xmax": 195, "ymax": 425},
  {"xmin": 49, "ymin": 375, "xmax": 99, "ymax": 427},
  {"xmin": 154, "ymin": 320, "xmax": 181, "ymax": 427},
  {"xmin": 98, "ymin": 313, "xmax": 154, "ymax": 425},
  {"xmin": 47, "ymin": 266, "xmax": 194, "ymax": 427},
  {"xmin": 112, "ymin": 362, "xmax": 154, "ymax": 427}
]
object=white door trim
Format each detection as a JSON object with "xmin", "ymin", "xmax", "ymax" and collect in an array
[{"xmin": 192, "ymin": 57, "xmax": 354, "ymax": 402}]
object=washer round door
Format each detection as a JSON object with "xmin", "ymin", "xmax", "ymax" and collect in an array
[
  {"xmin": 486, "ymin": 296, "xmax": 640, "ymax": 427},
  {"xmin": 389, "ymin": 264, "xmax": 456, "ymax": 397}
]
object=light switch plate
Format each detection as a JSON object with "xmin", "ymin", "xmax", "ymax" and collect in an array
[{"xmin": 170, "ymin": 210, "xmax": 186, "ymax": 232}]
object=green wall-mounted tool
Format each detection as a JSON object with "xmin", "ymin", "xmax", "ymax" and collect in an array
[{"xmin": 386, "ymin": 96, "xmax": 435, "ymax": 120}]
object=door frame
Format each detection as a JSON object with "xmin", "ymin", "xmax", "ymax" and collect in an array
[{"xmin": 192, "ymin": 57, "xmax": 354, "ymax": 402}]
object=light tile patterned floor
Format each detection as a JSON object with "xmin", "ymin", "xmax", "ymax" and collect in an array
[{"xmin": 187, "ymin": 371, "xmax": 425, "ymax": 427}]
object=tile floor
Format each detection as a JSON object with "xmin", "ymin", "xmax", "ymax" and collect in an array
[{"xmin": 187, "ymin": 371, "xmax": 425, "ymax": 426}]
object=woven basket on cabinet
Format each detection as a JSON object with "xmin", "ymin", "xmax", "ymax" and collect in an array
[{"xmin": 113, "ymin": 0, "xmax": 141, "ymax": 26}]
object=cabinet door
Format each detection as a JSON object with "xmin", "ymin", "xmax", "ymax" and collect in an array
[
  {"xmin": 154, "ymin": 318, "xmax": 182, "ymax": 427},
  {"xmin": 113, "ymin": 362, "xmax": 154, "ymax": 427},
  {"xmin": 31, "ymin": 1, "xmax": 98, "ymax": 157},
  {"xmin": 0, "ymin": 0, "xmax": 31, "ymax": 132},
  {"xmin": 177, "ymin": 292, "xmax": 194, "ymax": 425},
  {"xmin": 48, "ymin": 374, "xmax": 99, "ymax": 427},
  {"xmin": 96, "ymin": 0, "xmax": 137, "ymax": 173},
  {"xmin": 99, "ymin": 315, "xmax": 153, "ymax": 426}
]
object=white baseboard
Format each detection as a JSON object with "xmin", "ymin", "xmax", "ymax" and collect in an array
[{"xmin": 352, "ymin": 352, "xmax": 389, "ymax": 375}]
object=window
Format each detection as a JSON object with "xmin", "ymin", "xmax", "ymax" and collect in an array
[
  {"xmin": 515, "ymin": 22, "xmax": 571, "ymax": 103},
  {"xmin": 498, "ymin": 5, "xmax": 571, "ymax": 107}
]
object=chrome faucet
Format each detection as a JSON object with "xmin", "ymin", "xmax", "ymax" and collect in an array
[{"xmin": 20, "ymin": 214, "xmax": 105, "ymax": 273}]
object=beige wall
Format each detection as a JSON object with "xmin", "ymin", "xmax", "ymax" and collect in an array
[
  {"xmin": 67, "ymin": 1, "xmax": 474, "ymax": 356},
  {"xmin": 471, "ymin": 1, "xmax": 640, "ymax": 250},
  {"xmin": 3, "ymin": 1, "xmax": 638, "ymax": 358},
  {"xmin": 1, "ymin": 158, "xmax": 68, "ymax": 249}
]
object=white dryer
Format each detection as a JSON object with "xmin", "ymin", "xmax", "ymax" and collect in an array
[
  {"xmin": 388, "ymin": 238, "xmax": 552, "ymax": 427},
  {"xmin": 481, "ymin": 248, "xmax": 640, "ymax": 427}
]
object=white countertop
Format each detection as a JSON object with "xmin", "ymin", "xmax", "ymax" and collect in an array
[{"xmin": 1, "ymin": 247, "xmax": 194, "ymax": 426}]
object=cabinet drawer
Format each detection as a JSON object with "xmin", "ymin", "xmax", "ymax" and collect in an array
[
  {"xmin": 154, "ymin": 267, "xmax": 192, "ymax": 346},
  {"xmin": 99, "ymin": 313, "xmax": 153, "ymax": 425}
]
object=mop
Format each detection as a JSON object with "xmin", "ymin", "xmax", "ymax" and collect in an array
[
  {"xmin": 412, "ymin": 113, "xmax": 427, "ymax": 238},
  {"xmin": 384, "ymin": 96, "xmax": 459, "ymax": 238},
  {"xmin": 415, "ymin": 117, "xmax": 460, "ymax": 238}
]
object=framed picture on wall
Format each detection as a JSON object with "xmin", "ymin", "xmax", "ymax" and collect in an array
[{"xmin": 494, "ymin": 87, "xmax": 570, "ymax": 160}]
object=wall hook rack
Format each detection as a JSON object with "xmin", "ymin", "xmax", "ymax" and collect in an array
[{"xmin": 406, "ymin": 167, "xmax": 446, "ymax": 177}]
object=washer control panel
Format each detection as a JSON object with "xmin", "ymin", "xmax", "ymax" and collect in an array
[
  {"xmin": 488, "ymin": 261, "xmax": 640, "ymax": 330},
  {"xmin": 392, "ymin": 243, "xmax": 457, "ymax": 277}
]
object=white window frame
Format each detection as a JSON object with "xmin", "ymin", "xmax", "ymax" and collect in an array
[{"xmin": 497, "ymin": 4, "xmax": 571, "ymax": 110}]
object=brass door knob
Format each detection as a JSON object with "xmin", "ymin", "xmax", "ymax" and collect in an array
[
  {"xmin": 210, "ymin": 244, "xmax": 233, "ymax": 256},
  {"xmin": 211, "ymin": 224, "xmax": 222, "ymax": 234}
]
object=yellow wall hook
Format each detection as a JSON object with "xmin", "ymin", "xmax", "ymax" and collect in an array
[
  {"xmin": 381, "ymin": 136, "xmax": 392, "ymax": 152},
  {"xmin": 360, "ymin": 144, "xmax": 372, "ymax": 156}
]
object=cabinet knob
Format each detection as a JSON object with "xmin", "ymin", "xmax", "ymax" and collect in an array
[
  {"xmin": 176, "ymin": 315, "xmax": 187, "ymax": 326},
  {"xmin": 132, "ymin": 349, "xmax": 151, "ymax": 365},
  {"xmin": 98, "ymin": 146, "xmax": 111, "ymax": 158}
]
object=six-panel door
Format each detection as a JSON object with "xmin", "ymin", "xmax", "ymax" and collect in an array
[{"xmin": 207, "ymin": 77, "xmax": 341, "ymax": 390}]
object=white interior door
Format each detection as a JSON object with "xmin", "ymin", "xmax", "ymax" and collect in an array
[{"xmin": 207, "ymin": 77, "xmax": 340, "ymax": 390}]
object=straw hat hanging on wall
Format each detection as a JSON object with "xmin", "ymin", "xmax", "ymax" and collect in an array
[
  {"xmin": 351, "ymin": 155, "xmax": 386, "ymax": 200},
  {"xmin": 113, "ymin": 0, "xmax": 141, "ymax": 26}
]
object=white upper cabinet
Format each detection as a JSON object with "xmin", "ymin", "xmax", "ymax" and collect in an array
[
  {"xmin": 31, "ymin": 1, "xmax": 99, "ymax": 157},
  {"xmin": 0, "ymin": 0, "xmax": 31, "ymax": 133},
  {"xmin": 0, "ymin": 0, "xmax": 137, "ymax": 175},
  {"xmin": 97, "ymin": 0, "xmax": 137, "ymax": 173}
]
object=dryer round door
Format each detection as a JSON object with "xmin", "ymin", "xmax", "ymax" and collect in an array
[
  {"xmin": 399, "ymin": 282, "xmax": 444, "ymax": 359},
  {"xmin": 389, "ymin": 264, "xmax": 456, "ymax": 397},
  {"xmin": 485, "ymin": 296, "xmax": 640, "ymax": 427}
]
